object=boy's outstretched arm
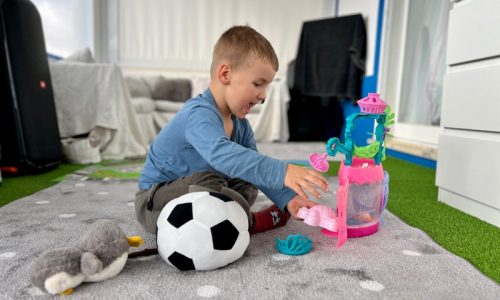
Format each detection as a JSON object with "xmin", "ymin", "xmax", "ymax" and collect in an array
[{"xmin": 284, "ymin": 164, "xmax": 329, "ymax": 201}]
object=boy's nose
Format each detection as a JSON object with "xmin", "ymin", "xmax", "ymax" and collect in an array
[{"xmin": 258, "ymin": 91, "xmax": 266, "ymax": 103}]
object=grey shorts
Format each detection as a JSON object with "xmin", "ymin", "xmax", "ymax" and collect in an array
[{"xmin": 135, "ymin": 171, "xmax": 258, "ymax": 233}]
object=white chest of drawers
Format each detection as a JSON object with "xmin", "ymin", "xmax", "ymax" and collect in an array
[{"xmin": 436, "ymin": 0, "xmax": 500, "ymax": 227}]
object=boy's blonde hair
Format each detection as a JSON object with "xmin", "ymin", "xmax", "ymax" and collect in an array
[{"xmin": 210, "ymin": 25, "xmax": 279, "ymax": 74}]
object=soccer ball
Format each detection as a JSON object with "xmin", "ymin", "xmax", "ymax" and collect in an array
[{"xmin": 156, "ymin": 191, "xmax": 250, "ymax": 271}]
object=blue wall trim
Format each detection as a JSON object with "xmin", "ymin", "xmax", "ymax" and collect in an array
[
  {"xmin": 341, "ymin": 0, "xmax": 385, "ymax": 146},
  {"xmin": 362, "ymin": 0, "xmax": 385, "ymax": 97},
  {"xmin": 386, "ymin": 148, "xmax": 437, "ymax": 169}
]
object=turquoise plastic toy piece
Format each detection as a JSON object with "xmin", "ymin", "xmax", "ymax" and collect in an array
[
  {"xmin": 275, "ymin": 234, "xmax": 313, "ymax": 256},
  {"xmin": 325, "ymin": 95, "xmax": 392, "ymax": 166}
]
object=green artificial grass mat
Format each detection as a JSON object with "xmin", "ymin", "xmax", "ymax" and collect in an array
[
  {"xmin": 0, "ymin": 163, "xmax": 87, "ymax": 207},
  {"xmin": 0, "ymin": 159, "xmax": 143, "ymax": 207},
  {"xmin": 88, "ymin": 169, "xmax": 141, "ymax": 180},
  {"xmin": 84, "ymin": 159, "xmax": 144, "ymax": 180},
  {"xmin": 0, "ymin": 157, "xmax": 498, "ymax": 283},
  {"xmin": 381, "ymin": 158, "xmax": 500, "ymax": 283}
]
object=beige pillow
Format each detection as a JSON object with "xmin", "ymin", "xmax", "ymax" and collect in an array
[
  {"xmin": 125, "ymin": 77, "xmax": 152, "ymax": 98},
  {"xmin": 152, "ymin": 77, "xmax": 192, "ymax": 102}
]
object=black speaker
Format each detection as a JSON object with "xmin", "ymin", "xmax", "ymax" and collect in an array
[{"xmin": 0, "ymin": 0, "xmax": 62, "ymax": 174}]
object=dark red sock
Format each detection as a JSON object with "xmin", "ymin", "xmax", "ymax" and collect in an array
[{"xmin": 250, "ymin": 205, "xmax": 290, "ymax": 234}]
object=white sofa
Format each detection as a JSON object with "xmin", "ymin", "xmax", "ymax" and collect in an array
[
  {"xmin": 49, "ymin": 56, "xmax": 291, "ymax": 164},
  {"xmin": 125, "ymin": 75, "xmax": 198, "ymax": 145},
  {"xmin": 124, "ymin": 75, "xmax": 290, "ymax": 144}
]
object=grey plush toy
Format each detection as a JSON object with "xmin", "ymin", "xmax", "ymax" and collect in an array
[{"xmin": 30, "ymin": 220, "xmax": 144, "ymax": 295}]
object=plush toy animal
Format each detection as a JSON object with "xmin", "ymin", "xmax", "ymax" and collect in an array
[{"xmin": 30, "ymin": 220, "xmax": 144, "ymax": 295}]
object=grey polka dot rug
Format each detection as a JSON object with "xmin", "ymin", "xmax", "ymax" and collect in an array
[{"xmin": 0, "ymin": 161, "xmax": 498, "ymax": 299}]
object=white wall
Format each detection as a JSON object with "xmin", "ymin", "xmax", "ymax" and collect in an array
[
  {"xmin": 117, "ymin": 0, "xmax": 327, "ymax": 75},
  {"xmin": 33, "ymin": 0, "xmax": 381, "ymax": 80},
  {"xmin": 115, "ymin": 0, "xmax": 380, "ymax": 77}
]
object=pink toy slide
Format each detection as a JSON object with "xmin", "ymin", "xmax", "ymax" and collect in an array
[{"xmin": 297, "ymin": 181, "xmax": 348, "ymax": 248}]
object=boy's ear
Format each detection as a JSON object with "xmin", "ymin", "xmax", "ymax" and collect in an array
[{"xmin": 217, "ymin": 63, "xmax": 231, "ymax": 85}]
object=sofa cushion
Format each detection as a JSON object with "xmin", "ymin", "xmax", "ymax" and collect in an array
[
  {"xmin": 152, "ymin": 77, "xmax": 192, "ymax": 102},
  {"xmin": 142, "ymin": 75, "xmax": 162, "ymax": 92},
  {"xmin": 126, "ymin": 77, "xmax": 152, "ymax": 98},
  {"xmin": 132, "ymin": 97, "xmax": 156, "ymax": 114},
  {"xmin": 155, "ymin": 100, "xmax": 185, "ymax": 113}
]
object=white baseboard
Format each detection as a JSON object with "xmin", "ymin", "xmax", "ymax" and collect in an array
[{"xmin": 438, "ymin": 188, "xmax": 500, "ymax": 227}]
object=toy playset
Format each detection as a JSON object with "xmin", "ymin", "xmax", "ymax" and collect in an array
[
  {"xmin": 300, "ymin": 93, "xmax": 394, "ymax": 248},
  {"xmin": 29, "ymin": 93, "xmax": 395, "ymax": 296}
]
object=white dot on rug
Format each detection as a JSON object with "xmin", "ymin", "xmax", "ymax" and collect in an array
[
  {"xmin": 26, "ymin": 287, "xmax": 45, "ymax": 296},
  {"xmin": 359, "ymin": 280, "xmax": 384, "ymax": 292},
  {"xmin": 0, "ymin": 252, "xmax": 16, "ymax": 259},
  {"xmin": 75, "ymin": 183, "xmax": 86, "ymax": 187},
  {"xmin": 197, "ymin": 285, "xmax": 220, "ymax": 298},
  {"xmin": 35, "ymin": 200, "xmax": 49, "ymax": 204},
  {"xmin": 97, "ymin": 191, "xmax": 109, "ymax": 195},
  {"xmin": 402, "ymin": 250, "xmax": 422, "ymax": 256},
  {"xmin": 59, "ymin": 214, "xmax": 76, "ymax": 218},
  {"xmin": 127, "ymin": 202, "xmax": 134, "ymax": 207},
  {"xmin": 271, "ymin": 253, "xmax": 293, "ymax": 261}
]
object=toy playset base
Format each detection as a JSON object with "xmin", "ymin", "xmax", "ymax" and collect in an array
[{"xmin": 301, "ymin": 93, "xmax": 393, "ymax": 248}]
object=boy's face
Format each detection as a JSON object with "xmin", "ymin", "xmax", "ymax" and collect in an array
[{"xmin": 225, "ymin": 57, "xmax": 276, "ymax": 119}]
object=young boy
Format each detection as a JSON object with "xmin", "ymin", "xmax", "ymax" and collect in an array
[{"xmin": 135, "ymin": 25, "xmax": 328, "ymax": 234}]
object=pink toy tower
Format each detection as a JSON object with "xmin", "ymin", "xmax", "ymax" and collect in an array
[{"xmin": 302, "ymin": 93, "xmax": 391, "ymax": 247}]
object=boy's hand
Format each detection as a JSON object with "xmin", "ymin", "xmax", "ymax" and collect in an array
[
  {"xmin": 284, "ymin": 164, "xmax": 329, "ymax": 201},
  {"xmin": 287, "ymin": 195, "xmax": 317, "ymax": 219}
]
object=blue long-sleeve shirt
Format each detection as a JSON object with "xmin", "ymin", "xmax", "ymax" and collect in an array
[{"xmin": 138, "ymin": 88, "xmax": 296, "ymax": 210}]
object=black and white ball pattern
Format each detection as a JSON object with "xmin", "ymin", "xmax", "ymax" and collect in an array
[{"xmin": 156, "ymin": 191, "xmax": 250, "ymax": 271}]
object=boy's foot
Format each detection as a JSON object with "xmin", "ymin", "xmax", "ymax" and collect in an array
[{"xmin": 250, "ymin": 205, "xmax": 290, "ymax": 234}]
